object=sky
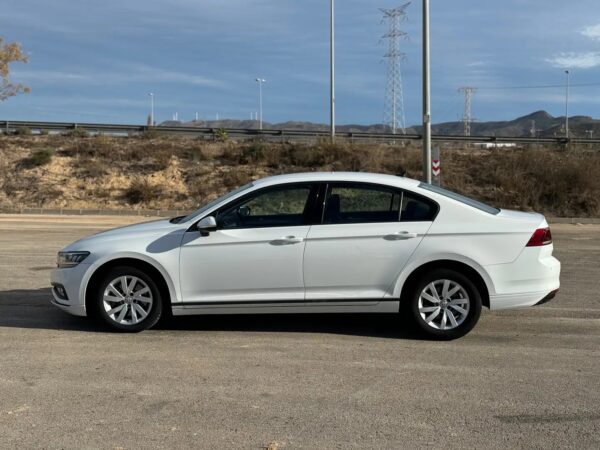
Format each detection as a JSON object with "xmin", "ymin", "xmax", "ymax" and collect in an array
[{"xmin": 2, "ymin": 0, "xmax": 600, "ymax": 126}]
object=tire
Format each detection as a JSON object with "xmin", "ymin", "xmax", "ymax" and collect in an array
[
  {"xmin": 92, "ymin": 266, "xmax": 163, "ymax": 332},
  {"xmin": 407, "ymin": 268, "xmax": 482, "ymax": 340}
]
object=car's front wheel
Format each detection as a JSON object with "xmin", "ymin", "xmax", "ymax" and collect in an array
[
  {"xmin": 408, "ymin": 268, "xmax": 482, "ymax": 340},
  {"xmin": 93, "ymin": 266, "xmax": 163, "ymax": 332}
]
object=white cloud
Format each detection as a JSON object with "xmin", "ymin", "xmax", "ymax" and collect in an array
[
  {"xmin": 13, "ymin": 65, "xmax": 224, "ymax": 88},
  {"xmin": 546, "ymin": 52, "xmax": 600, "ymax": 69},
  {"xmin": 131, "ymin": 65, "xmax": 221, "ymax": 87},
  {"xmin": 12, "ymin": 70, "xmax": 89, "ymax": 82},
  {"xmin": 582, "ymin": 24, "xmax": 600, "ymax": 40}
]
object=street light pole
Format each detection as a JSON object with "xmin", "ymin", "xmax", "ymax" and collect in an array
[
  {"xmin": 422, "ymin": 0, "xmax": 432, "ymax": 183},
  {"xmin": 565, "ymin": 70, "xmax": 570, "ymax": 139},
  {"xmin": 148, "ymin": 92, "xmax": 154, "ymax": 126},
  {"xmin": 330, "ymin": 0, "xmax": 335, "ymax": 140},
  {"xmin": 255, "ymin": 78, "xmax": 266, "ymax": 130}
]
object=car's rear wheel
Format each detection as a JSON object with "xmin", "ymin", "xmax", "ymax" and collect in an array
[
  {"xmin": 408, "ymin": 268, "xmax": 482, "ymax": 340},
  {"xmin": 93, "ymin": 266, "xmax": 163, "ymax": 332}
]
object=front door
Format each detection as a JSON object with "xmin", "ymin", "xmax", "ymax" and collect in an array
[
  {"xmin": 179, "ymin": 183, "xmax": 318, "ymax": 303},
  {"xmin": 303, "ymin": 183, "xmax": 436, "ymax": 300}
]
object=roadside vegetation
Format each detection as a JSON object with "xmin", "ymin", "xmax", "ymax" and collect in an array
[{"xmin": 0, "ymin": 134, "xmax": 598, "ymax": 217}]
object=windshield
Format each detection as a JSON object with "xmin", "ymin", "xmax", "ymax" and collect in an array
[
  {"xmin": 419, "ymin": 183, "xmax": 500, "ymax": 215},
  {"xmin": 178, "ymin": 183, "xmax": 254, "ymax": 223}
]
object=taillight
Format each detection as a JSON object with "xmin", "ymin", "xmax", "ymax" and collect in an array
[{"xmin": 527, "ymin": 227, "xmax": 552, "ymax": 247}]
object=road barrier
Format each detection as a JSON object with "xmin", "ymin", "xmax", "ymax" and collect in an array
[{"xmin": 2, "ymin": 120, "xmax": 599, "ymax": 145}]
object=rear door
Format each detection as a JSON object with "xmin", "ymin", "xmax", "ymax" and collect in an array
[{"xmin": 303, "ymin": 182, "xmax": 437, "ymax": 300}]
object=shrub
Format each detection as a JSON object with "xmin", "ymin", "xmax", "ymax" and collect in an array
[
  {"xmin": 123, "ymin": 177, "xmax": 161, "ymax": 204},
  {"xmin": 190, "ymin": 145, "xmax": 207, "ymax": 163},
  {"xmin": 14, "ymin": 126, "xmax": 31, "ymax": 136},
  {"xmin": 140, "ymin": 128, "xmax": 160, "ymax": 140},
  {"xmin": 222, "ymin": 170, "xmax": 252, "ymax": 188},
  {"xmin": 240, "ymin": 141, "xmax": 266, "ymax": 164},
  {"xmin": 214, "ymin": 129, "xmax": 228, "ymax": 142},
  {"xmin": 78, "ymin": 158, "xmax": 108, "ymax": 177},
  {"xmin": 27, "ymin": 149, "xmax": 54, "ymax": 167},
  {"xmin": 221, "ymin": 141, "xmax": 267, "ymax": 165},
  {"xmin": 152, "ymin": 148, "xmax": 173, "ymax": 170},
  {"xmin": 65, "ymin": 136, "xmax": 114, "ymax": 158},
  {"xmin": 62, "ymin": 128, "xmax": 89, "ymax": 138}
]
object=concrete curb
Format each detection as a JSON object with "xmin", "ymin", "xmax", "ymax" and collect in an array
[
  {"xmin": 0, "ymin": 208, "xmax": 188, "ymax": 218},
  {"xmin": 547, "ymin": 217, "xmax": 600, "ymax": 224},
  {"xmin": 0, "ymin": 208, "xmax": 599, "ymax": 224}
]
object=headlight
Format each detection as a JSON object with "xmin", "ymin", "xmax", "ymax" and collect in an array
[{"xmin": 57, "ymin": 251, "xmax": 90, "ymax": 268}]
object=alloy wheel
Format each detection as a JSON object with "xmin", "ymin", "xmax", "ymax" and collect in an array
[
  {"xmin": 418, "ymin": 279, "xmax": 470, "ymax": 330},
  {"xmin": 102, "ymin": 275, "xmax": 153, "ymax": 325}
]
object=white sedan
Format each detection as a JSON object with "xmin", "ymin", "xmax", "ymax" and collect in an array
[{"xmin": 51, "ymin": 172, "xmax": 560, "ymax": 339}]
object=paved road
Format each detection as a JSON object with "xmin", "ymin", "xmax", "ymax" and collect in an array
[{"xmin": 0, "ymin": 215, "xmax": 598, "ymax": 449}]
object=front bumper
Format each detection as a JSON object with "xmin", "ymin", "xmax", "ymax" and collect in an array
[{"xmin": 50, "ymin": 264, "xmax": 90, "ymax": 317}]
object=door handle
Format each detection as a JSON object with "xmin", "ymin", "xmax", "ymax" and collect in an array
[
  {"xmin": 269, "ymin": 236, "xmax": 305, "ymax": 246},
  {"xmin": 384, "ymin": 231, "xmax": 418, "ymax": 241}
]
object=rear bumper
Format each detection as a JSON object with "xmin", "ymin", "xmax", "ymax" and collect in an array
[
  {"xmin": 488, "ymin": 288, "xmax": 559, "ymax": 310},
  {"xmin": 535, "ymin": 289, "xmax": 559, "ymax": 306},
  {"xmin": 486, "ymin": 247, "xmax": 560, "ymax": 310}
]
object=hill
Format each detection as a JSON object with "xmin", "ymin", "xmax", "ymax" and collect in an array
[
  {"xmin": 162, "ymin": 110, "xmax": 600, "ymax": 138},
  {"xmin": 0, "ymin": 135, "xmax": 598, "ymax": 217}
]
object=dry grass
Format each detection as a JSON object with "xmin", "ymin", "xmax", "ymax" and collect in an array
[{"xmin": 0, "ymin": 134, "xmax": 598, "ymax": 217}]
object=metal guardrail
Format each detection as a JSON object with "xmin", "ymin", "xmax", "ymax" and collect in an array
[
  {"xmin": 1, "ymin": 119, "xmax": 599, "ymax": 145},
  {"xmin": 2, "ymin": 207, "xmax": 599, "ymax": 223}
]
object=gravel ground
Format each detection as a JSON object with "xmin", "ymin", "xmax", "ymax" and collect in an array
[{"xmin": 0, "ymin": 215, "xmax": 598, "ymax": 449}]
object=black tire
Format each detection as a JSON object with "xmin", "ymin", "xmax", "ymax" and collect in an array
[
  {"xmin": 92, "ymin": 266, "xmax": 163, "ymax": 332},
  {"xmin": 407, "ymin": 268, "xmax": 482, "ymax": 340}
]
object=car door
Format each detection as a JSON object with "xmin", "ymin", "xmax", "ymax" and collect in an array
[
  {"xmin": 303, "ymin": 182, "xmax": 438, "ymax": 300},
  {"xmin": 179, "ymin": 183, "xmax": 319, "ymax": 303}
]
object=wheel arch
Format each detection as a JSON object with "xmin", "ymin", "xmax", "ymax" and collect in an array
[
  {"xmin": 83, "ymin": 255, "xmax": 175, "ymax": 316},
  {"xmin": 396, "ymin": 259, "xmax": 492, "ymax": 309}
]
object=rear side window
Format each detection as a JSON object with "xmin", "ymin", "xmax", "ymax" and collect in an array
[
  {"xmin": 323, "ymin": 184, "xmax": 402, "ymax": 224},
  {"xmin": 419, "ymin": 183, "xmax": 500, "ymax": 215},
  {"xmin": 400, "ymin": 192, "xmax": 438, "ymax": 222}
]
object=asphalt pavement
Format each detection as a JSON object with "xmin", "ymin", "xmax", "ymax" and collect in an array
[{"xmin": 0, "ymin": 215, "xmax": 598, "ymax": 449}]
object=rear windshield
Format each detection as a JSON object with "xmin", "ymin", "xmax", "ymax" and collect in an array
[{"xmin": 419, "ymin": 183, "xmax": 500, "ymax": 215}]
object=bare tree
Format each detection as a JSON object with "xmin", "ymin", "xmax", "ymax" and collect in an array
[{"xmin": 0, "ymin": 37, "xmax": 30, "ymax": 101}]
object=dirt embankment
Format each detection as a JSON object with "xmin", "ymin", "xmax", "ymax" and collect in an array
[{"xmin": 0, "ymin": 134, "xmax": 598, "ymax": 217}]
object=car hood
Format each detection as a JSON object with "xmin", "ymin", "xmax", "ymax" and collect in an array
[{"xmin": 63, "ymin": 218, "xmax": 182, "ymax": 251}]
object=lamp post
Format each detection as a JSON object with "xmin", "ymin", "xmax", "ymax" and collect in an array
[
  {"xmin": 148, "ymin": 92, "xmax": 154, "ymax": 126},
  {"xmin": 422, "ymin": 0, "xmax": 432, "ymax": 183},
  {"xmin": 255, "ymin": 78, "xmax": 266, "ymax": 130},
  {"xmin": 330, "ymin": 0, "xmax": 335, "ymax": 140},
  {"xmin": 565, "ymin": 70, "xmax": 570, "ymax": 139}
]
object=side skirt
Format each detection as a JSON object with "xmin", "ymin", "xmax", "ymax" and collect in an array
[{"xmin": 171, "ymin": 299, "xmax": 400, "ymax": 316}]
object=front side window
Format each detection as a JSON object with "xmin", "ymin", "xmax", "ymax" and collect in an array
[
  {"xmin": 323, "ymin": 184, "xmax": 402, "ymax": 224},
  {"xmin": 217, "ymin": 185, "xmax": 313, "ymax": 229},
  {"xmin": 179, "ymin": 183, "xmax": 254, "ymax": 223}
]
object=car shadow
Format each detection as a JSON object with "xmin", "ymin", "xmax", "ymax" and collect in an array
[{"xmin": 0, "ymin": 288, "xmax": 422, "ymax": 340}]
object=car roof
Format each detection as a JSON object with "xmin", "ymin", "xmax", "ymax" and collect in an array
[{"xmin": 253, "ymin": 172, "xmax": 421, "ymax": 189}]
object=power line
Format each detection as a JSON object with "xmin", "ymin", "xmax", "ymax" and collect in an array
[
  {"xmin": 477, "ymin": 82, "xmax": 600, "ymax": 90},
  {"xmin": 380, "ymin": 2, "xmax": 411, "ymax": 135}
]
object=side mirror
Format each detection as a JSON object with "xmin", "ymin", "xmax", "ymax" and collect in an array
[
  {"xmin": 196, "ymin": 216, "xmax": 217, "ymax": 234},
  {"xmin": 238, "ymin": 205, "xmax": 251, "ymax": 217}
]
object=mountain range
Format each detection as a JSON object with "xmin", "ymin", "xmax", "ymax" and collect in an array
[{"xmin": 161, "ymin": 111, "xmax": 600, "ymax": 138}]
